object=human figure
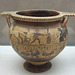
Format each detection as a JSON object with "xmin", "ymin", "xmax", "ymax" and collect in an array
[
  {"xmin": 30, "ymin": 29, "xmax": 44, "ymax": 44},
  {"xmin": 46, "ymin": 28, "xmax": 51, "ymax": 44},
  {"xmin": 24, "ymin": 28, "xmax": 31, "ymax": 44},
  {"xmin": 58, "ymin": 28, "xmax": 67, "ymax": 42}
]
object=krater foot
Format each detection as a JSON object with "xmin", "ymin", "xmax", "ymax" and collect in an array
[{"xmin": 24, "ymin": 61, "xmax": 52, "ymax": 73}]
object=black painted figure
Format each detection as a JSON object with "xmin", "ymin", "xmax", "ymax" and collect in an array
[
  {"xmin": 24, "ymin": 36, "xmax": 31, "ymax": 44},
  {"xmin": 21, "ymin": 51, "xmax": 30, "ymax": 56},
  {"xmin": 42, "ymin": 51, "xmax": 54, "ymax": 56},
  {"xmin": 58, "ymin": 28, "xmax": 67, "ymax": 42},
  {"xmin": 31, "ymin": 29, "xmax": 44, "ymax": 44},
  {"xmin": 30, "ymin": 50, "xmax": 40, "ymax": 57},
  {"xmin": 24, "ymin": 28, "xmax": 31, "ymax": 44},
  {"xmin": 47, "ymin": 28, "xmax": 51, "ymax": 44}
]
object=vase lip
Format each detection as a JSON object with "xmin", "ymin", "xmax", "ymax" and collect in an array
[{"xmin": 10, "ymin": 9, "xmax": 65, "ymax": 22}]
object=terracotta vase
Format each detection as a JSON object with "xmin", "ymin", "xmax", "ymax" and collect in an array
[{"xmin": 0, "ymin": 9, "xmax": 75, "ymax": 73}]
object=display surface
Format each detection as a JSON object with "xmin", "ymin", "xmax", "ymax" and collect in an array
[
  {"xmin": 0, "ymin": 9, "xmax": 75, "ymax": 72},
  {"xmin": 0, "ymin": 46, "xmax": 75, "ymax": 75}
]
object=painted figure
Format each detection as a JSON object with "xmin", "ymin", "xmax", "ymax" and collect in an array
[
  {"xmin": 24, "ymin": 31, "xmax": 31, "ymax": 44},
  {"xmin": 30, "ymin": 50, "xmax": 40, "ymax": 57},
  {"xmin": 30, "ymin": 29, "xmax": 44, "ymax": 44},
  {"xmin": 46, "ymin": 28, "xmax": 51, "ymax": 44},
  {"xmin": 58, "ymin": 28, "xmax": 67, "ymax": 42}
]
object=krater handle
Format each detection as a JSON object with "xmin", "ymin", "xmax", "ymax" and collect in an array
[
  {"xmin": 0, "ymin": 12, "xmax": 12, "ymax": 27},
  {"xmin": 61, "ymin": 12, "xmax": 75, "ymax": 27},
  {"xmin": 61, "ymin": 17, "xmax": 69, "ymax": 27},
  {"xmin": 63, "ymin": 12, "xmax": 75, "ymax": 17}
]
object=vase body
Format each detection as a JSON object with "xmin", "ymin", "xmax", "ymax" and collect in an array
[{"xmin": 9, "ymin": 20, "xmax": 68, "ymax": 65}]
